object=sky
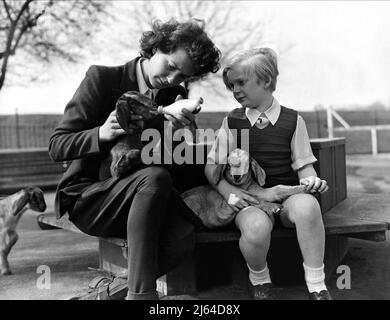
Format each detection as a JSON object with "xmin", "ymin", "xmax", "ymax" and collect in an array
[{"xmin": 1, "ymin": 1, "xmax": 390, "ymax": 114}]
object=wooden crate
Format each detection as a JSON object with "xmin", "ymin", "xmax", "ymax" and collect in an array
[{"xmin": 310, "ymin": 138, "xmax": 347, "ymax": 213}]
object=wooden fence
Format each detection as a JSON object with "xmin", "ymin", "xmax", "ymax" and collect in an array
[
  {"xmin": 0, "ymin": 114, "xmax": 60, "ymax": 149},
  {"xmin": 1, "ymin": 110, "xmax": 390, "ymax": 154}
]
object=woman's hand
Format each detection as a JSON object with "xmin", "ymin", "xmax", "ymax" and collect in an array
[
  {"xmin": 98, "ymin": 110, "xmax": 142, "ymax": 143},
  {"xmin": 163, "ymin": 95, "xmax": 202, "ymax": 129},
  {"xmin": 299, "ymin": 176, "xmax": 329, "ymax": 194},
  {"xmin": 223, "ymin": 185, "xmax": 260, "ymax": 212}
]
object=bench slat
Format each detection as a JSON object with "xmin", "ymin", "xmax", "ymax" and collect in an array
[
  {"xmin": 195, "ymin": 214, "xmax": 388, "ymax": 243},
  {"xmin": 325, "ymin": 192, "xmax": 390, "ymax": 228},
  {"xmin": 37, "ymin": 207, "xmax": 388, "ymax": 246},
  {"xmin": 37, "ymin": 213, "xmax": 83, "ymax": 234}
]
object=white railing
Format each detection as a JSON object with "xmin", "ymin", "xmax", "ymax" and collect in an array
[{"xmin": 326, "ymin": 106, "xmax": 390, "ymax": 155}]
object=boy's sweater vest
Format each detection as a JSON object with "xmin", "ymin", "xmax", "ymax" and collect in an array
[{"xmin": 227, "ymin": 106, "xmax": 299, "ymax": 187}]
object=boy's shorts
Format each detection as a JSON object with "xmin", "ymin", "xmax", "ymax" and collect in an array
[
  {"xmin": 212, "ymin": 210, "xmax": 289, "ymax": 233},
  {"xmin": 273, "ymin": 212, "xmax": 290, "ymax": 230}
]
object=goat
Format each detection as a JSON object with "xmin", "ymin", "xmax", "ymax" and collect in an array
[{"xmin": 0, "ymin": 187, "xmax": 46, "ymax": 275}]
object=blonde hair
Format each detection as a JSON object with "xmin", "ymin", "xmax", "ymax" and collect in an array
[{"xmin": 223, "ymin": 48, "xmax": 279, "ymax": 92}]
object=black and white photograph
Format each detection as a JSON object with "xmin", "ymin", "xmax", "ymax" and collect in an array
[{"xmin": 1, "ymin": 0, "xmax": 390, "ymax": 305}]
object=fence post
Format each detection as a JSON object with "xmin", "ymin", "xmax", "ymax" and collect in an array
[
  {"xmin": 371, "ymin": 128, "xmax": 378, "ymax": 156},
  {"xmin": 15, "ymin": 107, "xmax": 21, "ymax": 149},
  {"xmin": 327, "ymin": 105, "xmax": 334, "ymax": 138}
]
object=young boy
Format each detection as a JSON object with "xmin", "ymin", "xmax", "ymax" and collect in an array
[{"xmin": 204, "ymin": 48, "xmax": 331, "ymax": 300}]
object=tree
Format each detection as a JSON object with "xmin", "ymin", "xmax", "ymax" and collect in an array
[
  {"xmin": 114, "ymin": 1, "xmax": 292, "ymax": 94},
  {"xmin": 0, "ymin": 0, "xmax": 109, "ymax": 91}
]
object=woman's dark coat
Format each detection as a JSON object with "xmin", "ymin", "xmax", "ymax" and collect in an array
[{"xmin": 49, "ymin": 57, "xmax": 205, "ymax": 219}]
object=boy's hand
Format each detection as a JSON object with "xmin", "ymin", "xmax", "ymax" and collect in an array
[
  {"xmin": 299, "ymin": 176, "xmax": 328, "ymax": 194},
  {"xmin": 223, "ymin": 186, "xmax": 260, "ymax": 212}
]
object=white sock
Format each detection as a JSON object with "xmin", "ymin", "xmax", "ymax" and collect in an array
[
  {"xmin": 248, "ymin": 263, "xmax": 272, "ymax": 286},
  {"xmin": 303, "ymin": 263, "xmax": 327, "ymax": 293}
]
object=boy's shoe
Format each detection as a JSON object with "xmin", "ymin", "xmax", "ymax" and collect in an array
[
  {"xmin": 126, "ymin": 291, "xmax": 159, "ymax": 300},
  {"xmin": 250, "ymin": 283, "xmax": 276, "ymax": 300},
  {"xmin": 308, "ymin": 290, "xmax": 332, "ymax": 300}
]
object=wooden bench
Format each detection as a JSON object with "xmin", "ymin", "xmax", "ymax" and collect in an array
[
  {"xmin": 0, "ymin": 148, "xmax": 68, "ymax": 194},
  {"xmin": 35, "ymin": 137, "xmax": 390, "ymax": 296},
  {"xmin": 37, "ymin": 193, "xmax": 389, "ymax": 295}
]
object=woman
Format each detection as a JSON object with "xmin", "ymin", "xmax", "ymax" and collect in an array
[{"xmin": 49, "ymin": 19, "xmax": 221, "ymax": 300}]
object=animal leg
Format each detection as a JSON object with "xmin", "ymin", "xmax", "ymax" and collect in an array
[
  {"xmin": 254, "ymin": 200, "xmax": 283, "ymax": 219},
  {"xmin": 251, "ymin": 184, "xmax": 307, "ymax": 202},
  {"xmin": 111, "ymin": 149, "xmax": 142, "ymax": 178},
  {"xmin": 0, "ymin": 230, "xmax": 18, "ymax": 275},
  {"xmin": 272, "ymin": 185, "xmax": 307, "ymax": 199}
]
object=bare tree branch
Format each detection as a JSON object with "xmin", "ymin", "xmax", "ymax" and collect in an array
[
  {"xmin": 11, "ymin": 7, "xmax": 45, "ymax": 54},
  {"xmin": 14, "ymin": 0, "xmax": 33, "ymax": 25},
  {"xmin": 2, "ymin": 0, "xmax": 13, "ymax": 22},
  {"xmin": 209, "ymin": 3, "xmax": 234, "ymax": 34},
  {"xmin": 0, "ymin": 0, "xmax": 110, "ymax": 91},
  {"xmin": 113, "ymin": 0, "xmax": 290, "ymax": 95},
  {"xmin": 176, "ymin": 0, "xmax": 187, "ymax": 19}
]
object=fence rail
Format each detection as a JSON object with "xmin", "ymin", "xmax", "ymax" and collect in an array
[
  {"xmin": 0, "ymin": 124, "xmax": 56, "ymax": 149},
  {"xmin": 1, "ymin": 111, "xmax": 390, "ymax": 154},
  {"xmin": 326, "ymin": 106, "xmax": 390, "ymax": 155}
]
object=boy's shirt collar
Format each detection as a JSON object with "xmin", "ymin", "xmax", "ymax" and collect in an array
[
  {"xmin": 135, "ymin": 58, "xmax": 159, "ymax": 99},
  {"xmin": 245, "ymin": 97, "xmax": 281, "ymax": 127}
]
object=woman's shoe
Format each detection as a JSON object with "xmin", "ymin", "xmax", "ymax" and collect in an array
[
  {"xmin": 68, "ymin": 275, "xmax": 128, "ymax": 300},
  {"xmin": 125, "ymin": 291, "xmax": 159, "ymax": 300}
]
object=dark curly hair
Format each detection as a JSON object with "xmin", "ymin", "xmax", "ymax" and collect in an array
[{"xmin": 140, "ymin": 19, "xmax": 221, "ymax": 77}]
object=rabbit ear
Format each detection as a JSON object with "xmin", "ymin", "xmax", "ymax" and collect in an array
[
  {"xmin": 128, "ymin": 91, "xmax": 154, "ymax": 107},
  {"xmin": 116, "ymin": 99, "xmax": 132, "ymax": 133},
  {"xmin": 210, "ymin": 163, "xmax": 226, "ymax": 186},
  {"xmin": 116, "ymin": 91, "xmax": 157, "ymax": 133},
  {"xmin": 250, "ymin": 158, "xmax": 266, "ymax": 186}
]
